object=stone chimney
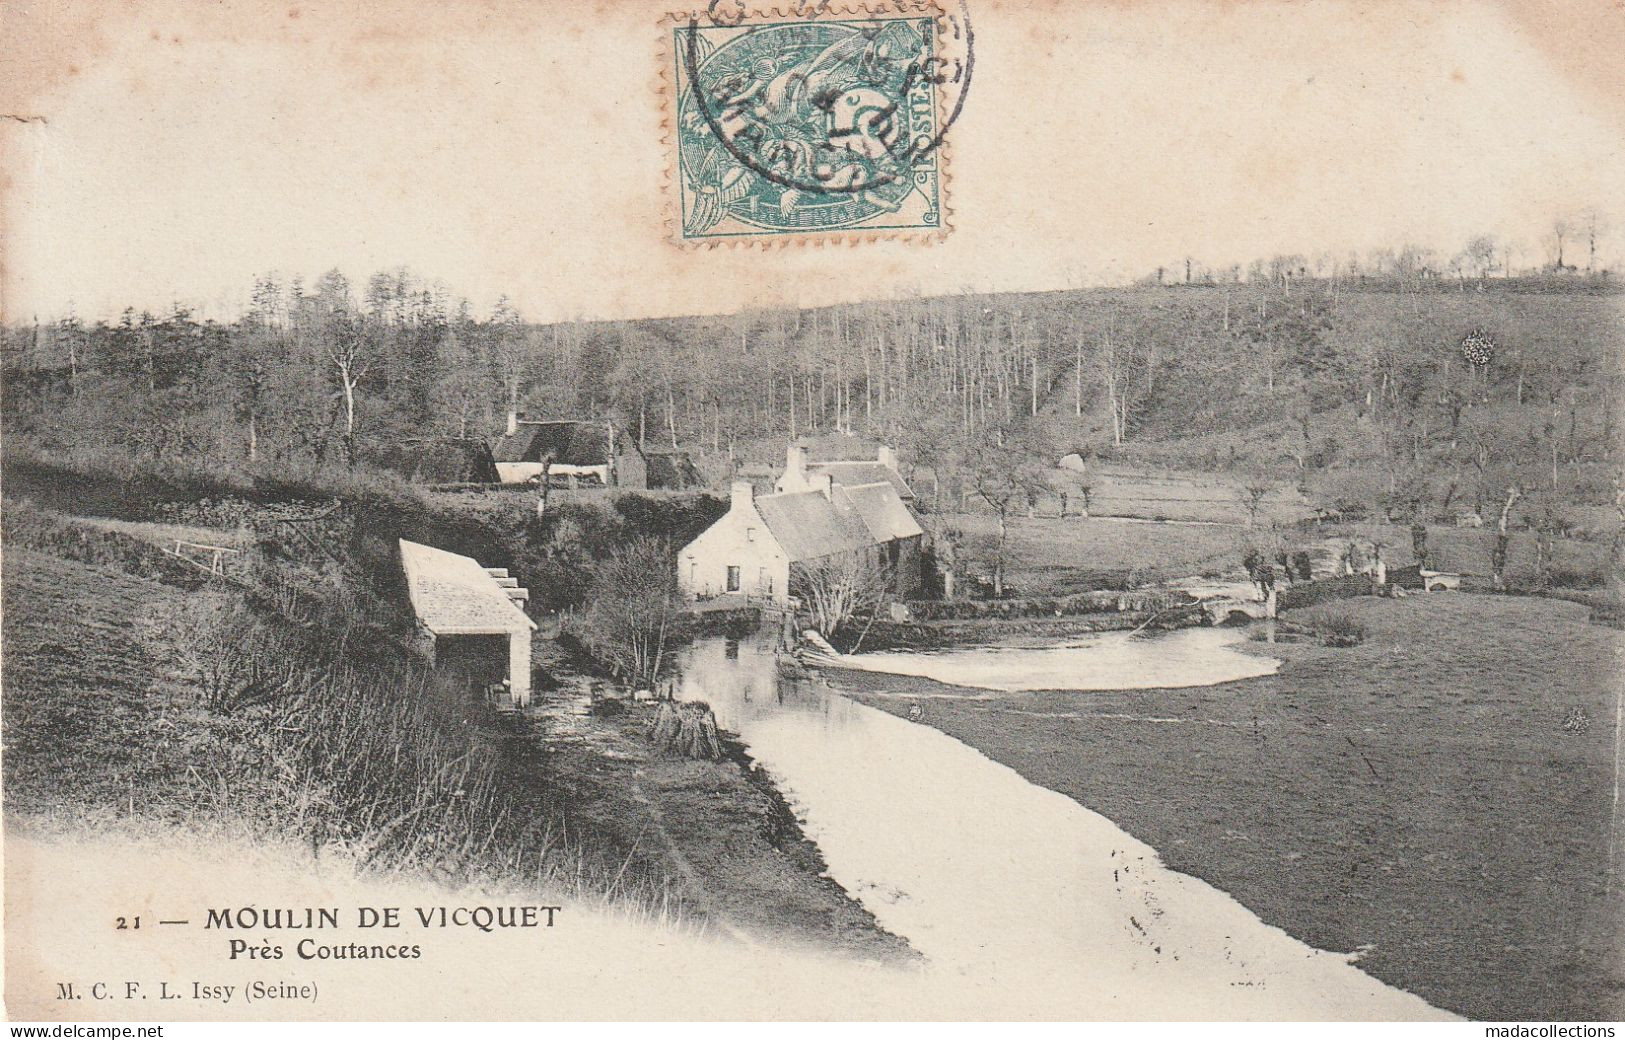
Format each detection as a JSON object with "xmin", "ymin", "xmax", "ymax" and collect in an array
[
  {"xmin": 877, "ymin": 444, "xmax": 897, "ymax": 470},
  {"xmin": 816, "ymin": 472, "xmax": 835, "ymax": 500},
  {"xmin": 506, "ymin": 408, "xmax": 519, "ymax": 437},
  {"xmin": 730, "ymin": 480, "xmax": 755, "ymax": 512},
  {"xmin": 785, "ymin": 442, "xmax": 807, "ymax": 481}
]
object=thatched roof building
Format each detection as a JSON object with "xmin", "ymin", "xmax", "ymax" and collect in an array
[{"xmin": 370, "ymin": 438, "xmax": 499, "ymax": 484}]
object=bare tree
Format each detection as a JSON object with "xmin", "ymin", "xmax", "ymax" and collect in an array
[
  {"xmin": 490, "ymin": 295, "xmax": 526, "ymax": 426},
  {"xmin": 1546, "ymin": 216, "xmax": 1574, "ymax": 270},
  {"xmin": 793, "ymin": 551, "xmax": 892, "ymax": 642},
  {"xmin": 1238, "ymin": 478, "xmax": 1273, "ymax": 526},
  {"xmin": 305, "ymin": 269, "xmax": 374, "ymax": 450},
  {"xmin": 534, "ymin": 451, "xmax": 556, "ymax": 520},
  {"xmin": 922, "ymin": 515, "xmax": 963, "ymax": 598},
  {"xmin": 578, "ymin": 538, "xmax": 681, "ymax": 686},
  {"xmin": 1464, "ymin": 234, "xmax": 1499, "ymax": 280},
  {"xmin": 971, "ymin": 462, "xmax": 1026, "ymax": 598},
  {"xmin": 1578, "ymin": 207, "xmax": 1608, "ymax": 273},
  {"xmin": 325, "ymin": 316, "xmax": 374, "ymax": 448},
  {"xmin": 1527, "ymin": 493, "xmax": 1567, "ymax": 589},
  {"xmin": 1501, "ymin": 239, "xmax": 1521, "ymax": 277},
  {"xmin": 1491, "ymin": 485, "xmax": 1522, "ymax": 591},
  {"xmin": 234, "ymin": 324, "xmax": 275, "ymax": 464},
  {"xmin": 1099, "ymin": 323, "xmax": 1129, "ymax": 446}
]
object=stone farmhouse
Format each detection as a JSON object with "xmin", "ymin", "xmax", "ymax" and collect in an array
[
  {"xmin": 489, "ymin": 415, "xmax": 706, "ymax": 490},
  {"xmin": 490, "ymin": 417, "xmax": 644, "ymax": 487},
  {"xmin": 677, "ymin": 444, "xmax": 924, "ymax": 604},
  {"xmin": 368, "ymin": 437, "xmax": 500, "ymax": 484}
]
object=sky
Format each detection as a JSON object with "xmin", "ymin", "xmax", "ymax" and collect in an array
[{"xmin": 3, "ymin": 0, "xmax": 1623, "ymax": 324}]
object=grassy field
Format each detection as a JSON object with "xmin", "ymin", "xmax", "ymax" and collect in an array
[
  {"xmin": 1083, "ymin": 464, "xmax": 1312, "ymax": 525},
  {"xmin": 837, "ymin": 594, "xmax": 1625, "ymax": 1019},
  {"xmin": 74, "ymin": 515, "xmax": 250, "ymax": 550},
  {"xmin": 945, "ymin": 510, "xmax": 1611, "ymax": 598},
  {"xmin": 919, "ymin": 462, "xmax": 1312, "ymax": 526},
  {"xmin": 949, "ymin": 513, "xmax": 1250, "ymax": 596},
  {"xmin": 1395, "ymin": 525, "xmax": 1610, "ymax": 586}
]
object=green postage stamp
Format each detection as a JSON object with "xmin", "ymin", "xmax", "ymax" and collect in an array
[{"xmin": 664, "ymin": 2, "xmax": 970, "ymax": 245}]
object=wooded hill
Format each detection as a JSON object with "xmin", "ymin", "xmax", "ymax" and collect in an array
[{"xmin": 4, "ymin": 270, "xmax": 1619, "ymax": 525}]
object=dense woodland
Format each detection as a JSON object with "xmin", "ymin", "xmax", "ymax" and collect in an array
[{"xmin": 3, "ymin": 253, "xmax": 1621, "ymax": 528}]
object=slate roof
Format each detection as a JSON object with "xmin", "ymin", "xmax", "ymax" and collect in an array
[
  {"xmin": 841, "ymin": 481, "xmax": 925, "ymax": 542},
  {"xmin": 808, "ymin": 460, "xmax": 914, "ymax": 501},
  {"xmin": 753, "ymin": 490, "xmax": 874, "ymax": 564},
  {"xmin": 399, "ymin": 539, "xmax": 534, "ymax": 635},
  {"xmin": 491, "ymin": 421, "xmax": 619, "ymax": 466}
]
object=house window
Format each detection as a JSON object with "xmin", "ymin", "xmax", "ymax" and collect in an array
[
  {"xmin": 746, "ymin": 527, "xmax": 756, "ymax": 542},
  {"xmin": 726, "ymin": 566, "xmax": 741, "ymax": 592}
]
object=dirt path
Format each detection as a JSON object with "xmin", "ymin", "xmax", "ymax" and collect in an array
[
  {"xmin": 511, "ymin": 694, "xmax": 916, "ymax": 963},
  {"xmin": 622, "ymin": 770, "xmax": 756, "ymax": 946}
]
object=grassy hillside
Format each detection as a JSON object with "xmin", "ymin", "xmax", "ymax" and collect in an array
[
  {"xmin": 608, "ymin": 280, "xmax": 1623, "ymax": 550},
  {"xmin": 0, "ymin": 549, "xmax": 217, "ymax": 821},
  {"xmin": 624, "ymin": 279, "xmax": 1622, "ymax": 498},
  {"xmin": 1, "ymin": 500, "xmax": 913, "ymax": 953},
  {"xmin": 0, "ymin": 449, "xmax": 725, "ymax": 616},
  {"xmin": 1, "ymin": 545, "xmax": 579, "ymax": 880}
]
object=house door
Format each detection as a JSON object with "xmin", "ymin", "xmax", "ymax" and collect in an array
[
  {"xmin": 435, "ymin": 634, "xmax": 509, "ymax": 693},
  {"xmin": 726, "ymin": 565, "xmax": 741, "ymax": 593}
]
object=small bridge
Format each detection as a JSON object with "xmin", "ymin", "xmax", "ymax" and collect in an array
[
  {"xmin": 687, "ymin": 593, "xmax": 799, "ymax": 617},
  {"xmin": 1200, "ymin": 596, "xmax": 1271, "ymax": 626}
]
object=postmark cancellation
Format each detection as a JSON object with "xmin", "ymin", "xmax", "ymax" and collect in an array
[{"xmin": 661, "ymin": 1, "xmax": 969, "ymax": 246}]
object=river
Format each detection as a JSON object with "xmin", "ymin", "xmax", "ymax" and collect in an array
[
  {"xmin": 831, "ymin": 626, "xmax": 1279, "ymax": 692},
  {"xmin": 673, "ymin": 629, "xmax": 1449, "ymax": 1019}
]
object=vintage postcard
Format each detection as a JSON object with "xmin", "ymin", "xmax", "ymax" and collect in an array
[{"xmin": 2, "ymin": 0, "xmax": 1623, "ymax": 1026}]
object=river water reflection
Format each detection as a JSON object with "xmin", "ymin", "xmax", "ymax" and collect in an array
[
  {"xmin": 835, "ymin": 626, "xmax": 1279, "ymax": 692},
  {"xmin": 672, "ymin": 629, "xmax": 1446, "ymax": 1018}
]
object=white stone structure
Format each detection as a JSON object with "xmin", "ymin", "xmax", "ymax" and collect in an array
[
  {"xmin": 679, "ymin": 481, "xmax": 797, "ymax": 603},
  {"xmin": 678, "ymin": 443, "xmax": 925, "ymax": 604},
  {"xmin": 399, "ymin": 539, "xmax": 536, "ymax": 707}
]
